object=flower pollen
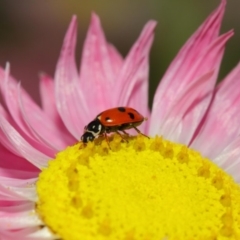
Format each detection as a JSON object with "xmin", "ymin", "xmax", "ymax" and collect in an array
[{"xmin": 36, "ymin": 134, "xmax": 240, "ymax": 240}]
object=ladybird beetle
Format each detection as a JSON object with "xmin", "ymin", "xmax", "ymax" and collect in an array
[{"xmin": 80, "ymin": 107, "xmax": 148, "ymax": 144}]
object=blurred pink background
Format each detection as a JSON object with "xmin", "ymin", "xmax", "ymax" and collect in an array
[{"xmin": 0, "ymin": 0, "xmax": 239, "ymax": 106}]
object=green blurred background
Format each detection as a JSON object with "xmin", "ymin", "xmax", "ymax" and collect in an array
[{"xmin": 0, "ymin": 0, "xmax": 239, "ymax": 107}]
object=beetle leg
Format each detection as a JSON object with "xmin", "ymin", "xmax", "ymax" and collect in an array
[
  {"xmin": 121, "ymin": 130, "xmax": 130, "ymax": 136},
  {"xmin": 103, "ymin": 132, "xmax": 111, "ymax": 149},
  {"xmin": 133, "ymin": 126, "xmax": 149, "ymax": 139},
  {"xmin": 116, "ymin": 131, "xmax": 129, "ymax": 142}
]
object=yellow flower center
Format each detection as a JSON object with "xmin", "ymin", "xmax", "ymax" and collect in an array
[{"xmin": 36, "ymin": 135, "xmax": 240, "ymax": 240}]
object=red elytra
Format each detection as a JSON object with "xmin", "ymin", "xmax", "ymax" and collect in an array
[
  {"xmin": 97, "ymin": 107, "xmax": 145, "ymax": 126},
  {"xmin": 80, "ymin": 107, "xmax": 148, "ymax": 145}
]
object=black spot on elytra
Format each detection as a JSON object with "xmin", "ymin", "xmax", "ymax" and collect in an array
[
  {"xmin": 128, "ymin": 112, "xmax": 135, "ymax": 119},
  {"xmin": 118, "ymin": 107, "xmax": 126, "ymax": 112},
  {"xmin": 105, "ymin": 117, "xmax": 111, "ymax": 122}
]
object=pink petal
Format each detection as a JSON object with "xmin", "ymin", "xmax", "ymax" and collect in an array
[
  {"xmin": 0, "ymin": 144, "xmax": 39, "ymax": 176},
  {"xmin": 0, "ymin": 177, "xmax": 37, "ymax": 201},
  {"xmin": 114, "ymin": 21, "xmax": 156, "ymax": 133},
  {"xmin": 17, "ymin": 82, "xmax": 73, "ymax": 150},
  {"xmin": 0, "ymin": 65, "xmax": 35, "ymax": 141},
  {"xmin": 214, "ymin": 137, "xmax": 240, "ymax": 183},
  {"xmin": 25, "ymin": 227, "xmax": 57, "ymax": 240},
  {"xmin": 150, "ymin": 0, "xmax": 226, "ymax": 137},
  {"xmin": 191, "ymin": 62, "xmax": 240, "ymax": 159},
  {"xmin": 39, "ymin": 73, "xmax": 56, "ymax": 118},
  {"xmin": 0, "ymin": 184, "xmax": 29, "ymax": 201},
  {"xmin": 0, "ymin": 201, "xmax": 30, "ymax": 208},
  {"xmin": 0, "ymin": 202, "xmax": 33, "ymax": 212},
  {"xmin": 39, "ymin": 73, "xmax": 75, "ymax": 145},
  {"xmin": 0, "ymin": 144, "xmax": 39, "ymax": 178},
  {"xmin": 1, "ymin": 63, "xmax": 72, "ymax": 151},
  {"xmin": 55, "ymin": 16, "xmax": 88, "ymax": 139},
  {"xmin": 107, "ymin": 44, "xmax": 123, "ymax": 76},
  {"xmin": 0, "ymin": 104, "xmax": 55, "ymax": 158},
  {"xmin": 0, "ymin": 65, "xmax": 58, "ymax": 155},
  {"xmin": 0, "ymin": 208, "xmax": 42, "ymax": 230},
  {"xmin": 0, "ymin": 168, "xmax": 38, "ymax": 180},
  {"xmin": 0, "ymin": 113, "xmax": 50, "ymax": 169},
  {"xmin": 0, "ymin": 177, "xmax": 37, "ymax": 188},
  {"xmin": 0, "ymin": 107, "xmax": 24, "ymax": 156},
  {"xmin": 79, "ymin": 13, "xmax": 126, "ymax": 118},
  {"xmin": 0, "ymin": 227, "xmax": 57, "ymax": 240},
  {"xmin": 167, "ymin": 31, "xmax": 232, "ymax": 144},
  {"xmin": 157, "ymin": 71, "xmax": 214, "ymax": 140}
]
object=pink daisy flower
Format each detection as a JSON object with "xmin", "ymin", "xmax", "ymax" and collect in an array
[{"xmin": 1, "ymin": 0, "xmax": 240, "ymax": 239}]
